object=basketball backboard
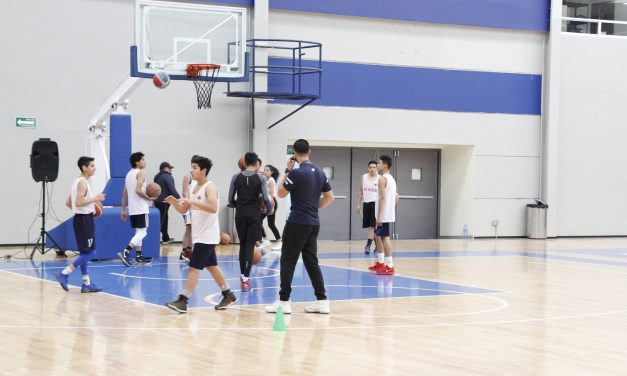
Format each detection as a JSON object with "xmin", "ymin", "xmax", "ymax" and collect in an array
[{"xmin": 131, "ymin": 0, "xmax": 248, "ymax": 82}]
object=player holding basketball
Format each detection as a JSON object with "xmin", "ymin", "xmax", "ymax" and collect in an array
[
  {"xmin": 355, "ymin": 160, "xmax": 379, "ymax": 254},
  {"xmin": 164, "ymin": 155, "xmax": 237, "ymax": 312},
  {"xmin": 118, "ymin": 152, "xmax": 153, "ymax": 266},
  {"xmin": 265, "ymin": 139, "xmax": 334, "ymax": 315},
  {"xmin": 228, "ymin": 152, "xmax": 273, "ymax": 292},
  {"xmin": 55, "ymin": 156, "xmax": 105, "ymax": 293},
  {"xmin": 369, "ymin": 155, "xmax": 398, "ymax": 275}
]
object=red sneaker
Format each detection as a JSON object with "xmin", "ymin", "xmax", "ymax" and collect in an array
[
  {"xmin": 368, "ymin": 261, "xmax": 385, "ymax": 272},
  {"xmin": 240, "ymin": 279, "xmax": 252, "ymax": 292},
  {"xmin": 376, "ymin": 266, "xmax": 395, "ymax": 275}
]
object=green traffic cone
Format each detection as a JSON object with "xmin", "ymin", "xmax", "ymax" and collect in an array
[{"xmin": 273, "ymin": 306, "xmax": 287, "ymax": 332}]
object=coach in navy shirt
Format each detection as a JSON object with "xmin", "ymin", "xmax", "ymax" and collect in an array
[{"xmin": 265, "ymin": 139, "xmax": 334, "ymax": 315}]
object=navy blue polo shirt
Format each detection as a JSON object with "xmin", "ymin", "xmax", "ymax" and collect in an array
[{"xmin": 283, "ymin": 162, "xmax": 332, "ymax": 225}]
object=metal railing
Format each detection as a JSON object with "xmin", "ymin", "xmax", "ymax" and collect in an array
[{"xmin": 562, "ymin": 16, "xmax": 627, "ymax": 36}]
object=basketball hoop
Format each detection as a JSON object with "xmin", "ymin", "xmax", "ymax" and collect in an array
[{"xmin": 186, "ymin": 64, "xmax": 221, "ymax": 109}]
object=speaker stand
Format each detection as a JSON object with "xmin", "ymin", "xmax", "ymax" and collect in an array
[{"xmin": 30, "ymin": 181, "xmax": 63, "ymax": 260}]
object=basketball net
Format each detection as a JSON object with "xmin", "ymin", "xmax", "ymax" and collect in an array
[{"xmin": 186, "ymin": 64, "xmax": 221, "ymax": 109}]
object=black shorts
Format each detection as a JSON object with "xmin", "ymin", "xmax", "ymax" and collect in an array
[
  {"xmin": 73, "ymin": 214, "xmax": 95, "ymax": 252},
  {"xmin": 375, "ymin": 222, "xmax": 391, "ymax": 237},
  {"xmin": 362, "ymin": 201, "xmax": 376, "ymax": 228},
  {"xmin": 189, "ymin": 243, "xmax": 218, "ymax": 270},
  {"xmin": 130, "ymin": 214, "xmax": 148, "ymax": 229}
]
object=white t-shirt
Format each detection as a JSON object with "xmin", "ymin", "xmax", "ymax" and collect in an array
[
  {"xmin": 125, "ymin": 168, "xmax": 149, "ymax": 215},
  {"xmin": 191, "ymin": 181, "xmax": 220, "ymax": 245},
  {"xmin": 71, "ymin": 177, "xmax": 94, "ymax": 215}
]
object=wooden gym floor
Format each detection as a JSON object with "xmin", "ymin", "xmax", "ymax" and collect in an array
[{"xmin": 1, "ymin": 237, "xmax": 627, "ymax": 375}]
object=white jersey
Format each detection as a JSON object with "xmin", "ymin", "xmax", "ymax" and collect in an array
[
  {"xmin": 361, "ymin": 173, "xmax": 379, "ymax": 203},
  {"xmin": 71, "ymin": 177, "xmax": 94, "ymax": 215},
  {"xmin": 191, "ymin": 181, "xmax": 220, "ymax": 244},
  {"xmin": 125, "ymin": 168, "xmax": 149, "ymax": 215},
  {"xmin": 376, "ymin": 172, "xmax": 397, "ymax": 223}
]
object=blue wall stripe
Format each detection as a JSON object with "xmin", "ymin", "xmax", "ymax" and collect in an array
[
  {"xmin": 268, "ymin": 58, "xmax": 542, "ymax": 115},
  {"xmin": 201, "ymin": 0, "xmax": 549, "ymax": 31}
]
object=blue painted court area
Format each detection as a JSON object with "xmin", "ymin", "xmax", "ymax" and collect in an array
[{"xmin": 0, "ymin": 254, "xmax": 499, "ymax": 309}]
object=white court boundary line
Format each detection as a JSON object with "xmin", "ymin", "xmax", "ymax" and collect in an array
[
  {"xmin": 0, "ymin": 269, "xmax": 167, "ymax": 310},
  {"xmin": 201, "ymin": 284, "xmax": 509, "ymax": 318}
]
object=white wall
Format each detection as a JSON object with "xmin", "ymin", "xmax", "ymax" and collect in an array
[
  {"xmin": 270, "ymin": 11, "xmax": 544, "ymax": 74},
  {"xmin": 265, "ymin": 10, "xmax": 544, "ymax": 237},
  {"xmin": 558, "ymin": 34, "xmax": 627, "ymax": 235},
  {"xmin": 0, "ymin": 0, "xmax": 251, "ymax": 244}
]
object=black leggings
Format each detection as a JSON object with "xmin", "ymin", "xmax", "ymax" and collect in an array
[
  {"xmin": 235, "ymin": 215, "xmax": 261, "ymax": 277},
  {"xmin": 262, "ymin": 197, "xmax": 281, "ymax": 240}
]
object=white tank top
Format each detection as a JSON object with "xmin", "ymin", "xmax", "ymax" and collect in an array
[
  {"xmin": 125, "ymin": 168, "xmax": 149, "ymax": 215},
  {"xmin": 362, "ymin": 173, "xmax": 379, "ymax": 203},
  {"xmin": 376, "ymin": 172, "xmax": 397, "ymax": 223},
  {"xmin": 267, "ymin": 177, "xmax": 277, "ymax": 198},
  {"xmin": 71, "ymin": 177, "xmax": 95, "ymax": 215},
  {"xmin": 191, "ymin": 181, "xmax": 220, "ymax": 244}
]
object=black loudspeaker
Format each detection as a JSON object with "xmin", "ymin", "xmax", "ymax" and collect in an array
[{"xmin": 30, "ymin": 138, "xmax": 59, "ymax": 182}]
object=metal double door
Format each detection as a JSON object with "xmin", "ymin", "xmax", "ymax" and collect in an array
[{"xmin": 314, "ymin": 147, "xmax": 439, "ymax": 240}]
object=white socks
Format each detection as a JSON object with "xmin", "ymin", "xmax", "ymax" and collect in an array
[{"xmin": 62, "ymin": 265, "xmax": 75, "ymax": 275}]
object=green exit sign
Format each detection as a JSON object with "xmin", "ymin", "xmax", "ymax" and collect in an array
[{"xmin": 16, "ymin": 117, "xmax": 36, "ymax": 128}]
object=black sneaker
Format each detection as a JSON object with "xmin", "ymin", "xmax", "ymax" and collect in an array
[
  {"xmin": 117, "ymin": 251, "xmax": 131, "ymax": 267},
  {"xmin": 166, "ymin": 295, "xmax": 188, "ymax": 313},
  {"xmin": 135, "ymin": 256, "xmax": 152, "ymax": 266},
  {"xmin": 215, "ymin": 290, "xmax": 237, "ymax": 310}
]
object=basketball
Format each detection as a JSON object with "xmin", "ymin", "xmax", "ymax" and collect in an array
[
  {"xmin": 252, "ymin": 247, "xmax": 262, "ymax": 265},
  {"xmin": 153, "ymin": 71, "xmax": 170, "ymax": 89},
  {"xmin": 220, "ymin": 232, "xmax": 231, "ymax": 245},
  {"xmin": 146, "ymin": 183, "xmax": 162, "ymax": 198},
  {"xmin": 94, "ymin": 201, "xmax": 103, "ymax": 218},
  {"xmin": 238, "ymin": 156, "xmax": 245, "ymax": 171}
]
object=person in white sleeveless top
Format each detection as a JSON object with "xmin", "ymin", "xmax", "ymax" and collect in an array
[
  {"xmin": 355, "ymin": 160, "xmax": 379, "ymax": 254},
  {"xmin": 164, "ymin": 155, "xmax": 237, "ymax": 313},
  {"xmin": 55, "ymin": 156, "xmax": 105, "ymax": 293},
  {"xmin": 180, "ymin": 169, "xmax": 196, "ymax": 261},
  {"xmin": 118, "ymin": 152, "xmax": 153, "ymax": 266},
  {"xmin": 369, "ymin": 155, "xmax": 399, "ymax": 275},
  {"xmin": 261, "ymin": 164, "xmax": 282, "ymax": 243}
]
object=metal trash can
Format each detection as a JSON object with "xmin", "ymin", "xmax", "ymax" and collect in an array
[
  {"xmin": 526, "ymin": 201, "xmax": 548, "ymax": 239},
  {"xmin": 227, "ymin": 207, "xmax": 240, "ymax": 244}
]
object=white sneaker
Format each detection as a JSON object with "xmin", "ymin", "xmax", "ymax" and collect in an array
[
  {"xmin": 261, "ymin": 239, "xmax": 272, "ymax": 248},
  {"xmin": 265, "ymin": 299, "xmax": 292, "ymax": 314},
  {"xmin": 304, "ymin": 299, "xmax": 330, "ymax": 314}
]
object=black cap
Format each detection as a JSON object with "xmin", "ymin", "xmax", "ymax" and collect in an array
[{"xmin": 159, "ymin": 162, "xmax": 174, "ymax": 170}]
